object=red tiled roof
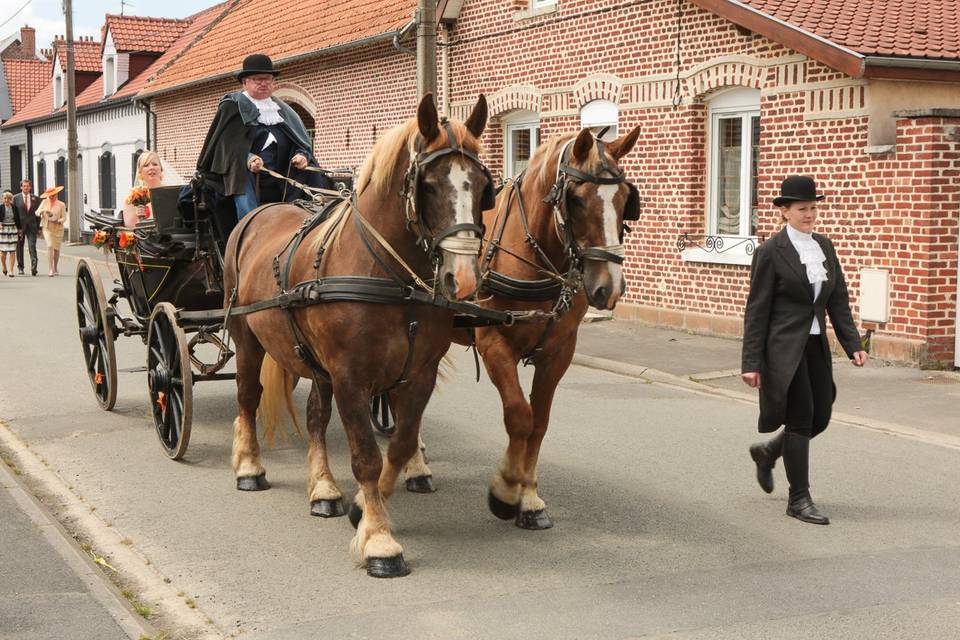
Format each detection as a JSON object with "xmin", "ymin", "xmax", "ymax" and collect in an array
[
  {"xmin": 104, "ymin": 14, "xmax": 190, "ymax": 54},
  {"xmin": 2, "ymin": 79, "xmax": 53, "ymax": 128},
  {"xmin": 140, "ymin": 0, "xmax": 414, "ymax": 95},
  {"xmin": 2, "ymin": 58, "xmax": 52, "ymax": 114},
  {"xmin": 739, "ymin": 0, "xmax": 960, "ymax": 60},
  {"xmin": 52, "ymin": 38, "xmax": 102, "ymax": 73}
]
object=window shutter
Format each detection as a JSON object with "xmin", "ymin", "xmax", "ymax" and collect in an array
[{"xmin": 110, "ymin": 153, "xmax": 116, "ymax": 210}]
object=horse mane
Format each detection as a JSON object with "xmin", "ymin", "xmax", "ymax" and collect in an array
[
  {"xmin": 354, "ymin": 117, "xmax": 484, "ymax": 197},
  {"xmin": 531, "ymin": 132, "xmax": 603, "ymax": 194}
]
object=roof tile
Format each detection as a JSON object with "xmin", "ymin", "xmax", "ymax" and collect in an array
[
  {"xmin": 140, "ymin": 0, "xmax": 414, "ymax": 95},
  {"xmin": 741, "ymin": 0, "xmax": 960, "ymax": 60},
  {"xmin": 1, "ymin": 58, "xmax": 52, "ymax": 114},
  {"xmin": 104, "ymin": 14, "xmax": 190, "ymax": 54}
]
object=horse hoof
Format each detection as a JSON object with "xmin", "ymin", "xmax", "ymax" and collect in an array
[
  {"xmin": 236, "ymin": 473, "xmax": 270, "ymax": 491},
  {"xmin": 516, "ymin": 508, "xmax": 554, "ymax": 530},
  {"xmin": 366, "ymin": 554, "xmax": 411, "ymax": 578},
  {"xmin": 488, "ymin": 490, "xmax": 519, "ymax": 521},
  {"xmin": 405, "ymin": 475, "xmax": 436, "ymax": 493},
  {"xmin": 348, "ymin": 501, "xmax": 363, "ymax": 529},
  {"xmin": 310, "ymin": 498, "xmax": 346, "ymax": 518}
]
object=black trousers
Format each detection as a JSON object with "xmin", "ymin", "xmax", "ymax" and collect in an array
[
  {"xmin": 783, "ymin": 335, "xmax": 833, "ymax": 439},
  {"xmin": 16, "ymin": 228, "xmax": 38, "ymax": 273}
]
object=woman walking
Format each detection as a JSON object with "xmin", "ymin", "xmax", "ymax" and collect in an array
[
  {"xmin": 0, "ymin": 191, "xmax": 18, "ymax": 277},
  {"xmin": 742, "ymin": 176, "xmax": 867, "ymax": 525},
  {"xmin": 38, "ymin": 185, "xmax": 66, "ymax": 277}
]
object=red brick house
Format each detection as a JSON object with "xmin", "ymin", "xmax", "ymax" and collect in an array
[{"xmin": 140, "ymin": 0, "xmax": 960, "ymax": 367}]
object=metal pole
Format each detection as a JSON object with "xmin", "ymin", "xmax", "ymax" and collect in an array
[
  {"xmin": 64, "ymin": 0, "xmax": 81, "ymax": 242},
  {"xmin": 416, "ymin": 0, "xmax": 437, "ymax": 102}
]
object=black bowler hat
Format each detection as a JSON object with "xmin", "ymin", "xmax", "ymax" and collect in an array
[
  {"xmin": 236, "ymin": 54, "xmax": 279, "ymax": 81},
  {"xmin": 773, "ymin": 175, "xmax": 825, "ymax": 207}
]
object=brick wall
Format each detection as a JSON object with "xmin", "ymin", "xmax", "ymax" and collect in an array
[{"xmin": 148, "ymin": 0, "xmax": 960, "ymax": 365}]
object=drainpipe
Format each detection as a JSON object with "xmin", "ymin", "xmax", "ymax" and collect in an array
[
  {"xmin": 133, "ymin": 98, "xmax": 156, "ymax": 150},
  {"xmin": 440, "ymin": 22, "xmax": 450, "ymax": 116},
  {"xmin": 392, "ymin": 19, "xmax": 417, "ymax": 56}
]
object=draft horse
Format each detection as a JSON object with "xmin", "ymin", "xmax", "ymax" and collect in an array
[
  {"xmin": 448, "ymin": 126, "xmax": 642, "ymax": 528},
  {"xmin": 224, "ymin": 94, "xmax": 492, "ymax": 578}
]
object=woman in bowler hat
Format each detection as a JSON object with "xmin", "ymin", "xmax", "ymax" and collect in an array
[{"xmin": 741, "ymin": 176, "xmax": 867, "ymax": 524}]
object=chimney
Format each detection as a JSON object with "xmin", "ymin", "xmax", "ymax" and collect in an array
[{"xmin": 20, "ymin": 25, "xmax": 36, "ymax": 58}]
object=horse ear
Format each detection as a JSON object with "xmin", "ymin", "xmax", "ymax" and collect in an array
[
  {"xmin": 417, "ymin": 93, "xmax": 440, "ymax": 142},
  {"xmin": 572, "ymin": 128, "xmax": 594, "ymax": 163},
  {"xmin": 607, "ymin": 124, "xmax": 642, "ymax": 160},
  {"xmin": 465, "ymin": 94, "xmax": 488, "ymax": 138}
]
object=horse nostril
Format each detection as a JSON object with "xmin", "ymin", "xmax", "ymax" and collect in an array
[
  {"xmin": 443, "ymin": 272, "xmax": 458, "ymax": 295},
  {"xmin": 593, "ymin": 286, "xmax": 609, "ymax": 305}
]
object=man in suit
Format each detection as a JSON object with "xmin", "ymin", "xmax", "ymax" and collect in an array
[{"xmin": 13, "ymin": 178, "xmax": 40, "ymax": 276}]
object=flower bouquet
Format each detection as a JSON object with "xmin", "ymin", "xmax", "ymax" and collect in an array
[
  {"xmin": 126, "ymin": 186, "xmax": 151, "ymax": 221},
  {"xmin": 92, "ymin": 229, "xmax": 111, "ymax": 249}
]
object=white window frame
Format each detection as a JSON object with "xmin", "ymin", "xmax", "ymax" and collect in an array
[
  {"xmin": 580, "ymin": 99, "xmax": 619, "ymax": 141},
  {"xmin": 503, "ymin": 111, "xmax": 540, "ymax": 179},
  {"xmin": 531, "ymin": 0, "xmax": 557, "ymax": 8},
  {"xmin": 54, "ymin": 74, "xmax": 64, "ymax": 109},
  {"xmin": 683, "ymin": 87, "xmax": 760, "ymax": 266},
  {"xmin": 104, "ymin": 55, "xmax": 116, "ymax": 96}
]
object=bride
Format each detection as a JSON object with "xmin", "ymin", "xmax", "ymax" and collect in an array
[{"xmin": 121, "ymin": 151, "xmax": 181, "ymax": 227}]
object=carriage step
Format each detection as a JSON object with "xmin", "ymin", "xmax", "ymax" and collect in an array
[{"xmin": 118, "ymin": 366, "xmax": 149, "ymax": 373}]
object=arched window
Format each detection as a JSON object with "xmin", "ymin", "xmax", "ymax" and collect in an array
[
  {"xmin": 104, "ymin": 56, "xmax": 116, "ymax": 95},
  {"xmin": 503, "ymin": 110, "xmax": 540, "ymax": 178},
  {"xmin": 54, "ymin": 156, "xmax": 67, "ymax": 203},
  {"xmin": 284, "ymin": 101, "xmax": 315, "ymax": 147},
  {"xmin": 54, "ymin": 75, "xmax": 64, "ymax": 109},
  {"xmin": 131, "ymin": 149, "xmax": 143, "ymax": 186},
  {"xmin": 36, "ymin": 159, "xmax": 47, "ymax": 193},
  {"xmin": 580, "ymin": 100, "xmax": 619, "ymax": 141},
  {"xmin": 99, "ymin": 150, "xmax": 116, "ymax": 210}
]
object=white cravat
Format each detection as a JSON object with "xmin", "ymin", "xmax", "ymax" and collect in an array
[
  {"xmin": 786, "ymin": 224, "xmax": 828, "ymax": 335},
  {"xmin": 242, "ymin": 91, "xmax": 284, "ymax": 125}
]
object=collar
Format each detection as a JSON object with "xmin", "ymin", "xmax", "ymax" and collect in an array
[{"xmin": 785, "ymin": 224, "xmax": 814, "ymax": 244}]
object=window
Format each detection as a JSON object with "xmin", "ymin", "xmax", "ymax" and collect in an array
[
  {"xmin": 36, "ymin": 159, "xmax": 47, "ymax": 193},
  {"xmin": 707, "ymin": 88, "xmax": 760, "ymax": 238},
  {"xmin": 531, "ymin": 0, "xmax": 557, "ymax": 8},
  {"xmin": 99, "ymin": 150, "xmax": 116, "ymax": 210},
  {"xmin": 580, "ymin": 100, "xmax": 619, "ymax": 141},
  {"xmin": 131, "ymin": 149, "xmax": 143, "ymax": 186},
  {"xmin": 54, "ymin": 156, "xmax": 67, "ymax": 203},
  {"xmin": 54, "ymin": 75, "xmax": 64, "ymax": 109},
  {"xmin": 503, "ymin": 111, "xmax": 540, "ymax": 178},
  {"xmin": 104, "ymin": 56, "xmax": 116, "ymax": 95}
]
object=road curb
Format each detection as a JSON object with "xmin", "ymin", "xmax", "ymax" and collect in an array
[
  {"xmin": 0, "ymin": 423, "xmax": 225, "ymax": 640},
  {"xmin": 570, "ymin": 354, "xmax": 960, "ymax": 452}
]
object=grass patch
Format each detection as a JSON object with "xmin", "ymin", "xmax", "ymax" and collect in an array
[
  {"xmin": 138, "ymin": 631, "xmax": 170, "ymax": 640},
  {"xmin": 184, "ymin": 597, "xmax": 196, "ymax": 609},
  {"xmin": 1, "ymin": 454, "xmax": 21, "ymax": 475},
  {"xmin": 120, "ymin": 538, "xmax": 133, "ymax": 546}
]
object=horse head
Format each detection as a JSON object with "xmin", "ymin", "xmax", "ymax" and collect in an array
[
  {"xmin": 405, "ymin": 94, "xmax": 490, "ymax": 301},
  {"xmin": 550, "ymin": 125, "xmax": 641, "ymax": 310}
]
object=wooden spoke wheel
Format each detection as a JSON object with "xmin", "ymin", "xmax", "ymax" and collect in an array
[
  {"xmin": 75, "ymin": 258, "xmax": 117, "ymax": 410},
  {"xmin": 147, "ymin": 303, "xmax": 193, "ymax": 460},
  {"xmin": 370, "ymin": 393, "xmax": 395, "ymax": 437}
]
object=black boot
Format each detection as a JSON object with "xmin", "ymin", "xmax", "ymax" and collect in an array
[
  {"xmin": 748, "ymin": 431, "xmax": 783, "ymax": 494},
  {"xmin": 782, "ymin": 432, "xmax": 829, "ymax": 525}
]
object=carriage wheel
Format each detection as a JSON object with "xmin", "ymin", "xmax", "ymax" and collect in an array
[
  {"xmin": 147, "ymin": 303, "xmax": 193, "ymax": 460},
  {"xmin": 76, "ymin": 258, "xmax": 117, "ymax": 410},
  {"xmin": 370, "ymin": 393, "xmax": 395, "ymax": 437}
]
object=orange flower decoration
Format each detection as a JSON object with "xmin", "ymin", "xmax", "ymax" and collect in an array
[
  {"xmin": 92, "ymin": 229, "xmax": 110, "ymax": 247},
  {"xmin": 126, "ymin": 186, "xmax": 151, "ymax": 207},
  {"xmin": 118, "ymin": 231, "xmax": 136, "ymax": 250}
]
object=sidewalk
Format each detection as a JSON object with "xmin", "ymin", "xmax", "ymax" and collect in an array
[
  {"xmin": 0, "ymin": 448, "xmax": 153, "ymax": 640},
  {"xmin": 575, "ymin": 319, "xmax": 960, "ymax": 446}
]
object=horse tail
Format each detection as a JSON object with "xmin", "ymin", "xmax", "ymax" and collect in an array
[{"xmin": 258, "ymin": 354, "xmax": 303, "ymax": 446}]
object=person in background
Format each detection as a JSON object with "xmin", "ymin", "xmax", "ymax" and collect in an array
[
  {"xmin": 741, "ymin": 176, "xmax": 867, "ymax": 526},
  {"xmin": 13, "ymin": 179, "xmax": 40, "ymax": 276},
  {"xmin": 0, "ymin": 191, "xmax": 18, "ymax": 277},
  {"xmin": 123, "ymin": 151, "xmax": 165, "ymax": 227},
  {"xmin": 38, "ymin": 185, "xmax": 66, "ymax": 277}
]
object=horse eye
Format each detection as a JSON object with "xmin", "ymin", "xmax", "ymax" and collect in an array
[{"xmin": 423, "ymin": 183, "xmax": 436, "ymax": 195}]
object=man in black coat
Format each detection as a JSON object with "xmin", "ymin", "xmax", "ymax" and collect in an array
[
  {"xmin": 741, "ymin": 176, "xmax": 867, "ymax": 525},
  {"xmin": 13, "ymin": 178, "xmax": 40, "ymax": 276},
  {"xmin": 195, "ymin": 53, "xmax": 331, "ymax": 221}
]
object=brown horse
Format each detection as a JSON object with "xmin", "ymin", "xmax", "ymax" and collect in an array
[
  {"xmin": 225, "ymin": 94, "xmax": 491, "ymax": 578},
  {"xmin": 410, "ymin": 126, "xmax": 641, "ymax": 528}
]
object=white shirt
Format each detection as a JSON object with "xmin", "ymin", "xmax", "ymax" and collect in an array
[
  {"xmin": 242, "ymin": 91, "xmax": 284, "ymax": 126},
  {"xmin": 786, "ymin": 224, "xmax": 828, "ymax": 335}
]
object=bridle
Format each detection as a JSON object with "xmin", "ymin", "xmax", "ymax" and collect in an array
[
  {"xmin": 542, "ymin": 136, "xmax": 641, "ymax": 266},
  {"xmin": 401, "ymin": 119, "xmax": 496, "ymax": 264}
]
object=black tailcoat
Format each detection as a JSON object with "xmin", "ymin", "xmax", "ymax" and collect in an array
[
  {"xmin": 741, "ymin": 227, "xmax": 862, "ymax": 432},
  {"xmin": 195, "ymin": 92, "xmax": 313, "ymax": 196}
]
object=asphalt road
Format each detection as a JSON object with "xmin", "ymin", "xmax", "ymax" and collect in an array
[{"xmin": 2, "ymin": 253, "xmax": 960, "ymax": 639}]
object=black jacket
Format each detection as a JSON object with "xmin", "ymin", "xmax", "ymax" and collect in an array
[
  {"xmin": 741, "ymin": 227, "xmax": 862, "ymax": 432},
  {"xmin": 195, "ymin": 92, "xmax": 313, "ymax": 196},
  {"xmin": 12, "ymin": 192, "xmax": 40, "ymax": 232}
]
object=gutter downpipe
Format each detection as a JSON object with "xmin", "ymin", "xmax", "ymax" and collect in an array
[
  {"xmin": 440, "ymin": 22, "xmax": 450, "ymax": 116},
  {"xmin": 393, "ymin": 19, "xmax": 417, "ymax": 56},
  {"xmin": 133, "ymin": 98, "xmax": 156, "ymax": 150}
]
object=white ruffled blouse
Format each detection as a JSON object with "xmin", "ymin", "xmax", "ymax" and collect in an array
[
  {"xmin": 242, "ymin": 91, "xmax": 285, "ymax": 126},
  {"xmin": 786, "ymin": 224, "xmax": 828, "ymax": 335}
]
